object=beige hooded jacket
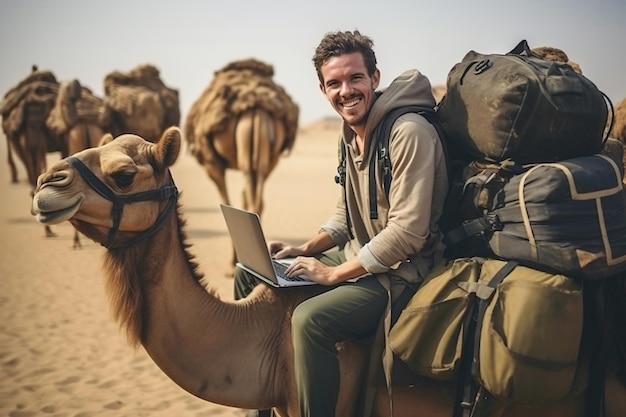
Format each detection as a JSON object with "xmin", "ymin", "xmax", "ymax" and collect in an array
[{"xmin": 321, "ymin": 69, "xmax": 448, "ymax": 284}]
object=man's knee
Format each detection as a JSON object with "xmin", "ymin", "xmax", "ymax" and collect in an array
[{"xmin": 292, "ymin": 302, "xmax": 327, "ymax": 344}]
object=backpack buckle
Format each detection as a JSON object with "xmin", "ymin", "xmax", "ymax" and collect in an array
[
  {"xmin": 335, "ymin": 166, "xmax": 346, "ymax": 187},
  {"xmin": 486, "ymin": 213, "xmax": 503, "ymax": 231}
]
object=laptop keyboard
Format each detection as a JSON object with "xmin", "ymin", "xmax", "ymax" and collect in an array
[{"xmin": 272, "ymin": 260, "xmax": 308, "ymax": 282}]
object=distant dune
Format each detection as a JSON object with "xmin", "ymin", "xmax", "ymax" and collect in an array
[{"xmin": 299, "ymin": 116, "xmax": 342, "ymax": 134}]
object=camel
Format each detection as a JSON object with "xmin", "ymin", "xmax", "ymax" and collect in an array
[
  {"xmin": 45, "ymin": 78, "xmax": 108, "ymax": 248},
  {"xmin": 184, "ymin": 58, "xmax": 299, "ymax": 268},
  {"xmin": 102, "ymin": 64, "xmax": 180, "ymax": 142},
  {"xmin": 0, "ymin": 67, "xmax": 68, "ymax": 240},
  {"xmin": 31, "ymin": 126, "xmax": 626, "ymax": 417},
  {"xmin": 1, "ymin": 67, "xmax": 63, "ymax": 184}
]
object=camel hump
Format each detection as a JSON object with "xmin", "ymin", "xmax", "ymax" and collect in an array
[
  {"xmin": 0, "ymin": 68, "xmax": 59, "ymax": 137},
  {"xmin": 46, "ymin": 79, "xmax": 106, "ymax": 135},
  {"xmin": 103, "ymin": 63, "xmax": 180, "ymax": 129},
  {"xmin": 611, "ymin": 96, "xmax": 626, "ymax": 143},
  {"xmin": 185, "ymin": 58, "xmax": 299, "ymax": 151},
  {"xmin": 217, "ymin": 58, "xmax": 274, "ymax": 77}
]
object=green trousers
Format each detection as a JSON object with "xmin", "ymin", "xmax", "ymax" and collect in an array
[{"xmin": 233, "ymin": 250, "xmax": 389, "ymax": 417}]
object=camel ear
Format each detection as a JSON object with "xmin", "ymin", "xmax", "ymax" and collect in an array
[
  {"xmin": 156, "ymin": 126, "xmax": 181, "ymax": 168},
  {"xmin": 99, "ymin": 133, "xmax": 114, "ymax": 147}
]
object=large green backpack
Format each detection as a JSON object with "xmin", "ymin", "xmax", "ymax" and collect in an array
[{"xmin": 437, "ymin": 40, "xmax": 612, "ymax": 164}]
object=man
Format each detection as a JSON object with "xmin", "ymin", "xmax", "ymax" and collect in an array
[{"xmin": 234, "ymin": 30, "xmax": 448, "ymax": 417}]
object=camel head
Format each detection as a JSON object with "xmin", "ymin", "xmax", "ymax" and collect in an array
[{"xmin": 32, "ymin": 126, "xmax": 181, "ymax": 248}]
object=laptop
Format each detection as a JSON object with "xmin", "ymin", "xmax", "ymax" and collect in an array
[{"xmin": 220, "ymin": 204, "xmax": 318, "ymax": 287}]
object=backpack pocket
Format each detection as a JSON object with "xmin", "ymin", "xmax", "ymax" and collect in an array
[
  {"xmin": 476, "ymin": 261, "xmax": 584, "ymax": 404},
  {"xmin": 390, "ymin": 258, "xmax": 481, "ymax": 380}
]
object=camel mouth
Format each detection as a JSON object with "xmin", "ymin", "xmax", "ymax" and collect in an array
[{"xmin": 33, "ymin": 196, "xmax": 83, "ymax": 225}]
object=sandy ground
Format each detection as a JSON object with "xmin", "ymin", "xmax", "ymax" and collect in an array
[{"xmin": 0, "ymin": 119, "xmax": 341, "ymax": 417}]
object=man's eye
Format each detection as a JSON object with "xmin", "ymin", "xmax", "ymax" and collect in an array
[{"xmin": 113, "ymin": 172, "xmax": 135, "ymax": 188}]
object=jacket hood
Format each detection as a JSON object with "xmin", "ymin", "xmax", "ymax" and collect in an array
[{"xmin": 342, "ymin": 69, "xmax": 436, "ymax": 164}]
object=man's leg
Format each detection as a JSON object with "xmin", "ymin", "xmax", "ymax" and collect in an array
[
  {"xmin": 233, "ymin": 249, "xmax": 348, "ymax": 417},
  {"xmin": 234, "ymin": 265, "xmax": 260, "ymax": 300},
  {"xmin": 292, "ymin": 276, "xmax": 388, "ymax": 417}
]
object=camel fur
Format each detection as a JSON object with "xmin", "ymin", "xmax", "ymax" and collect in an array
[
  {"xmin": 31, "ymin": 127, "xmax": 626, "ymax": 417},
  {"xmin": 184, "ymin": 58, "xmax": 299, "ymax": 268},
  {"xmin": 612, "ymin": 96, "xmax": 626, "ymax": 143},
  {"xmin": 532, "ymin": 46, "xmax": 582, "ymax": 74},
  {"xmin": 102, "ymin": 64, "xmax": 180, "ymax": 142},
  {"xmin": 609, "ymin": 96, "xmax": 626, "ymax": 180}
]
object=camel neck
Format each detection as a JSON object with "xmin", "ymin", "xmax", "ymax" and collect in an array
[{"xmin": 106, "ymin": 211, "xmax": 285, "ymax": 408}]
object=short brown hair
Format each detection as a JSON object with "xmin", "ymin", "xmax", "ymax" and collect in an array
[{"xmin": 312, "ymin": 30, "xmax": 377, "ymax": 83}]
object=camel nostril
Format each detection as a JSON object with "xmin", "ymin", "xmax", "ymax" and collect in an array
[{"xmin": 39, "ymin": 169, "xmax": 73, "ymax": 189}]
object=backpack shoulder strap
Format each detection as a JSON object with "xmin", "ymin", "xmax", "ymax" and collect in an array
[
  {"xmin": 369, "ymin": 105, "xmax": 445, "ymax": 219},
  {"xmin": 335, "ymin": 137, "xmax": 355, "ymax": 239}
]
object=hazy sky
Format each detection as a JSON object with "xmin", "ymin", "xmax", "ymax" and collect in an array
[{"xmin": 1, "ymin": 0, "xmax": 624, "ymax": 126}]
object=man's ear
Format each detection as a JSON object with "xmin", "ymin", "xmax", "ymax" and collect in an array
[{"xmin": 372, "ymin": 68, "xmax": 381, "ymax": 90}]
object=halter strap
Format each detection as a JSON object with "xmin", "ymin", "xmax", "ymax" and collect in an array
[{"xmin": 66, "ymin": 156, "xmax": 179, "ymax": 249}]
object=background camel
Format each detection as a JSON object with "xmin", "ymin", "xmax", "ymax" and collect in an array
[
  {"xmin": 46, "ymin": 78, "xmax": 109, "ymax": 248},
  {"xmin": 102, "ymin": 64, "xmax": 180, "ymax": 142},
  {"xmin": 0, "ymin": 66, "xmax": 66, "ymax": 240},
  {"xmin": 31, "ymin": 127, "xmax": 626, "ymax": 417},
  {"xmin": 184, "ymin": 58, "xmax": 299, "ymax": 268},
  {"xmin": 0, "ymin": 66, "xmax": 63, "ymax": 188}
]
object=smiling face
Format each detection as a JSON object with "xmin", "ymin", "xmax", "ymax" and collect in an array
[{"xmin": 319, "ymin": 52, "xmax": 380, "ymax": 132}]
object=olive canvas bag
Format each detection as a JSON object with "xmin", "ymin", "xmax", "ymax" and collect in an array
[
  {"xmin": 389, "ymin": 257, "xmax": 481, "ymax": 380},
  {"xmin": 474, "ymin": 259, "xmax": 584, "ymax": 405},
  {"xmin": 389, "ymin": 257, "xmax": 585, "ymax": 405}
]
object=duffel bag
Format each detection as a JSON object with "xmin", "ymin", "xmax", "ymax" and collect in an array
[
  {"xmin": 444, "ymin": 154, "xmax": 626, "ymax": 280},
  {"xmin": 437, "ymin": 40, "xmax": 611, "ymax": 163}
]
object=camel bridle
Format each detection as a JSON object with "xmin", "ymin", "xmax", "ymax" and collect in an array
[{"xmin": 66, "ymin": 156, "xmax": 179, "ymax": 249}]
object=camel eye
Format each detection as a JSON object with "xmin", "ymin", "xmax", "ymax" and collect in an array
[{"xmin": 112, "ymin": 171, "xmax": 135, "ymax": 188}]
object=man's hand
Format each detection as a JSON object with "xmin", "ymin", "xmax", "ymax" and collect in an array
[
  {"xmin": 284, "ymin": 256, "xmax": 338, "ymax": 285},
  {"xmin": 268, "ymin": 241, "xmax": 307, "ymax": 259}
]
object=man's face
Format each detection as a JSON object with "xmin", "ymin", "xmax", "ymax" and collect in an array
[{"xmin": 319, "ymin": 52, "xmax": 380, "ymax": 128}]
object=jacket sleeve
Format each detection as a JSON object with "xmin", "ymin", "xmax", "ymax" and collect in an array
[{"xmin": 359, "ymin": 114, "xmax": 440, "ymax": 273}]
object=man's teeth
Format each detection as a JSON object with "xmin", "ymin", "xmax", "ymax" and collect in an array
[{"xmin": 343, "ymin": 98, "xmax": 360, "ymax": 107}]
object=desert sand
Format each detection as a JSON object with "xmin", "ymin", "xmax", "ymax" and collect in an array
[{"xmin": 0, "ymin": 118, "xmax": 341, "ymax": 417}]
